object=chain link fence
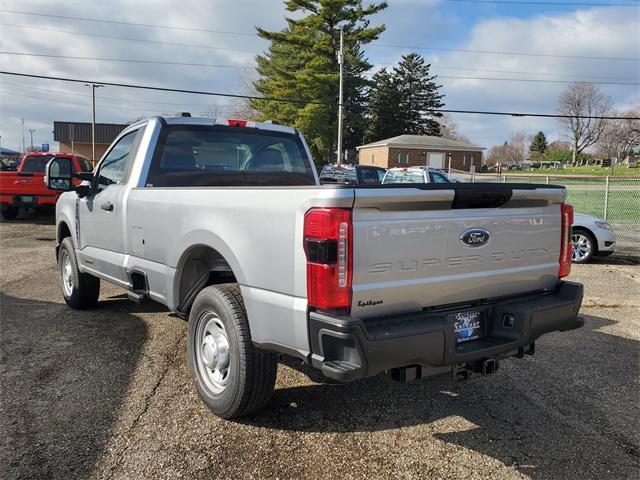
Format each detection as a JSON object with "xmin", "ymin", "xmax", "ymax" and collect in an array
[{"xmin": 449, "ymin": 170, "xmax": 640, "ymax": 258}]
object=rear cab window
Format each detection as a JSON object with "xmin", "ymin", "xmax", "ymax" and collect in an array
[
  {"xmin": 320, "ymin": 165, "xmax": 358, "ymax": 184},
  {"xmin": 382, "ymin": 169, "xmax": 426, "ymax": 184},
  {"xmin": 21, "ymin": 155, "xmax": 53, "ymax": 174},
  {"xmin": 146, "ymin": 125, "xmax": 316, "ymax": 187}
]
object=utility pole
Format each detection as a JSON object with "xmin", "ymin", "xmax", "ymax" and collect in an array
[
  {"xmin": 85, "ymin": 83, "xmax": 104, "ymax": 163},
  {"xmin": 21, "ymin": 118, "xmax": 25, "ymax": 154},
  {"xmin": 336, "ymin": 27, "xmax": 344, "ymax": 164},
  {"xmin": 28, "ymin": 129, "xmax": 35, "ymax": 151}
]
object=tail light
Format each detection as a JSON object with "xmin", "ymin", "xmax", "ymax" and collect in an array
[
  {"xmin": 559, "ymin": 203, "xmax": 574, "ymax": 278},
  {"xmin": 227, "ymin": 119, "xmax": 247, "ymax": 127},
  {"xmin": 304, "ymin": 208, "xmax": 352, "ymax": 312}
]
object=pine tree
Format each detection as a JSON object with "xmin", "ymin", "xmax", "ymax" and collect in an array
[
  {"xmin": 364, "ymin": 68, "xmax": 403, "ymax": 142},
  {"xmin": 394, "ymin": 53, "xmax": 445, "ymax": 136},
  {"xmin": 251, "ymin": 0, "xmax": 387, "ymax": 164},
  {"xmin": 364, "ymin": 53, "xmax": 445, "ymax": 142},
  {"xmin": 529, "ymin": 131, "xmax": 548, "ymax": 153}
]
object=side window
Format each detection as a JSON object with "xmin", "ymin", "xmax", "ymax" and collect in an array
[
  {"xmin": 96, "ymin": 131, "xmax": 140, "ymax": 192},
  {"xmin": 360, "ymin": 169, "xmax": 380, "ymax": 184},
  {"xmin": 429, "ymin": 172, "xmax": 449, "ymax": 183},
  {"xmin": 78, "ymin": 158, "xmax": 93, "ymax": 172},
  {"xmin": 376, "ymin": 169, "xmax": 386, "ymax": 182}
]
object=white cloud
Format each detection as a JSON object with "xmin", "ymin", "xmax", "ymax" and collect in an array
[
  {"xmin": 0, "ymin": 1, "xmax": 638, "ymax": 152},
  {"xmin": 423, "ymin": 7, "xmax": 640, "ymax": 147}
]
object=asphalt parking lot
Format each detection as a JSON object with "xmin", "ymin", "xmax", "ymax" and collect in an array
[{"xmin": 1, "ymin": 216, "xmax": 639, "ymax": 480}]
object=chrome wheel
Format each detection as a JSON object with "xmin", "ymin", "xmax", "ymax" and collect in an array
[
  {"xmin": 60, "ymin": 249, "xmax": 74, "ymax": 297},
  {"xmin": 571, "ymin": 232, "xmax": 592, "ymax": 262},
  {"xmin": 195, "ymin": 311, "xmax": 230, "ymax": 394}
]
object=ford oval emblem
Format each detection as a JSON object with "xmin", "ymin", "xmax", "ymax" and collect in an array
[{"xmin": 460, "ymin": 228, "xmax": 490, "ymax": 247}]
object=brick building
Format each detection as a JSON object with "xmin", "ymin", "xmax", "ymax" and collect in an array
[
  {"xmin": 357, "ymin": 135, "xmax": 485, "ymax": 172},
  {"xmin": 53, "ymin": 121, "xmax": 128, "ymax": 163}
]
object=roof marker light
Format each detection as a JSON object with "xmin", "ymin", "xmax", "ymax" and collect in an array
[{"xmin": 228, "ymin": 119, "xmax": 247, "ymax": 127}]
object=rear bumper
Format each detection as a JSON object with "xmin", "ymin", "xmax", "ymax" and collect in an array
[
  {"xmin": 1, "ymin": 194, "xmax": 58, "ymax": 207},
  {"xmin": 309, "ymin": 281, "xmax": 584, "ymax": 381}
]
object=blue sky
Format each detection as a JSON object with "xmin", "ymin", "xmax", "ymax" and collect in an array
[{"xmin": 0, "ymin": 0, "xmax": 638, "ymax": 153}]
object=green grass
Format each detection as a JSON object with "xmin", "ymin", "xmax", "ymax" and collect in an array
[
  {"xmin": 500, "ymin": 176, "xmax": 640, "ymax": 223},
  {"xmin": 511, "ymin": 166, "xmax": 640, "ymax": 177}
]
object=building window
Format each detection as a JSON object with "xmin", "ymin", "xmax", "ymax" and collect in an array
[
  {"xmin": 370, "ymin": 154, "xmax": 375, "ymax": 164},
  {"xmin": 398, "ymin": 152, "xmax": 409, "ymax": 164}
]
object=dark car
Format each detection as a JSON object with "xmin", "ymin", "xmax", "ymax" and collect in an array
[{"xmin": 319, "ymin": 164, "xmax": 386, "ymax": 185}]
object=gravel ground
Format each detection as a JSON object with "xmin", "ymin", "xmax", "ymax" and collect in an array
[{"xmin": 1, "ymin": 215, "xmax": 639, "ymax": 480}]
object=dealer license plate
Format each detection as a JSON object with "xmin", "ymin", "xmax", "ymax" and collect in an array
[{"xmin": 453, "ymin": 310, "xmax": 483, "ymax": 343}]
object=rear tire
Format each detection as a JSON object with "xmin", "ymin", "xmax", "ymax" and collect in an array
[
  {"xmin": 1, "ymin": 205, "xmax": 19, "ymax": 221},
  {"xmin": 187, "ymin": 284, "xmax": 277, "ymax": 419},
  {"xmin": 58, "ymin": 237, "xmax": 100, "ymax": 309},
  {"xmin": 571, "ymin": 228, "xmax": 596, "ymax": 264}
]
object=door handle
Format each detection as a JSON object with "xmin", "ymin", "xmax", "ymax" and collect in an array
[{"xmin": 101, "ymin": 202, "xmax": 114, "ymax": 212}]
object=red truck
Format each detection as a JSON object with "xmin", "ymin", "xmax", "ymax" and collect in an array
[{"xmin": 0, "ymin": 152, "xmax": 93, "ymax": 220}]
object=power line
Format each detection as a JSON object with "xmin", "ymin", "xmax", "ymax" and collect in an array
[
  {"xmin": 0, "ymin": 88, "xmax": 162, "ymax": 113},
  {"xmin": 0, "ymin": 9, "xmax": 257, "ymax": 36},
  {"xmin": 368, "ymin": 43, "xmax": 640, "ymax": 61},
  {"xmin": 0, "ymin": 22, "xmax": 258, "ymax": 55},
  {"xmin": 371, "ymin": 62, "xmax": 638, "ymax": 81},
  {"xmin": 3, "ymin": 51, "xmax": 639, "ymax": 85},
  {"xmin": 2, "ymin": 22, "xmax": 637, "ymax": 82},
  {"xmin": 0, "ymin": 51, "xmax": 255, "ymax": 69},
  {"xmin": 1, "ymin": 9, "xmax": 638, "ymax": 61},
  {"xmin": 0, "ymin": 80, "xmax": 245, "ymax": 108},
  {"xmin": 3, "ymin": 70, "xmax": 638, "ymax": 120},
  {"xmin": 0, "ymin": 71, "xmax": 325, "ymax": 106}
]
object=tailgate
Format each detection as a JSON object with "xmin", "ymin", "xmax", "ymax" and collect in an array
[
  {"xmin": 351, "ymin": 184, "xmax": 566, "ymax": 318},
  {"xmin": 0, "ymin": 173, "xmax": 51, "ymax": 196}
]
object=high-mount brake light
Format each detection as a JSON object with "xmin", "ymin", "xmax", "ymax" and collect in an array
[
  {"xmin": 303, "ymin": 208, "xmax": 352, "ymax": 312},
  {"xmin": 228, "ymin": 119, "xmax": 247, "ymax": 127},
  {"xmin": 559, "ymin": 203, "xmax": 574, "ymax": 278}
]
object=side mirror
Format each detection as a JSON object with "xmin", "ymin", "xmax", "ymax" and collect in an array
[
  {"xmin": 45, "ymin": 157, "xmax": 92, "ymax": 197},
  {"xmin": 45, "ymin": 157, "xmax": 73, "ymax": 192}
]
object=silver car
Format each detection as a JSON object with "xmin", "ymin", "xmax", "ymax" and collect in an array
[{"xmin": 572, "ymin": 213, "xmax": 616, "ymax": 263}]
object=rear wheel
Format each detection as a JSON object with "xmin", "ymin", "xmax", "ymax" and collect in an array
[
  {"xmin": 1, "ymin": 205, "xmax": 19, "ymax": 221},
  {"xmin": 58, "ymin": 237, "xmax": 100, "ymax": 309},
  {"xmin": 187, "ymin": 284, "xmax": 277, "ymax": 419},
  {"xmin": 571, "ymin": 228, "xmax": 596, "ymax": 264}
]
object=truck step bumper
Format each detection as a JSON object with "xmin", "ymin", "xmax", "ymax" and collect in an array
[{"xmin": 309, "ymin": 281, "xmax": 584, "ymax": 382}]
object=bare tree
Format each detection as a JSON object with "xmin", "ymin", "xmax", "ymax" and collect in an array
[
  {"xmin": 438, "ymin": 113, "xmax": 471, "ymax": 143},
  {"xmin": 507, "ymin": 132, "xmax": 527, "ymax": 165},
  {"xmin": 597, "ymin": 104, "xmax": 640, "ymax": 161},
  {"xmin": 557, "ymin": 82, "xmax": 613, "ymax": 165},
  {"xmin": 486, "ymin": 142, "xmax": 509, "ymax": 167}
]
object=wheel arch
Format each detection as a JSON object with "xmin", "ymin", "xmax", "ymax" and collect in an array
[
  {"xmin": 56, "ymin": 220, "xmax": 73, "ymax": 258},
  {"xmin": 172, "ymin": 241, "xmax": 244, "ymax": 315}
]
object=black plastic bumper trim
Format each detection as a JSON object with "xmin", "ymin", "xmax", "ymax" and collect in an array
[{"xmin": 309, "ymin": 281, "xmax": 584, "ymax": 381}]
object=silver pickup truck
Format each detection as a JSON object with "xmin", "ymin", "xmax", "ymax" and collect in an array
[{"xmin": 45, "ymin": 116, "xmax": 583, "ymax": 419}]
